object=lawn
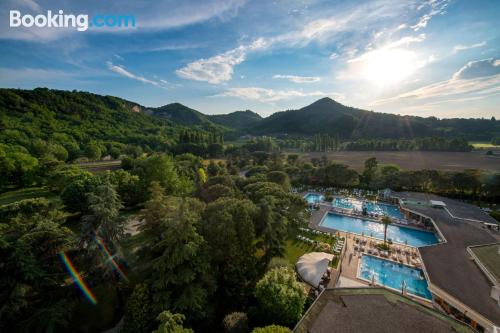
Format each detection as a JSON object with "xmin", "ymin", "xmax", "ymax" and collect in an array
[
  {"xmin": 471, "ymin": 244, "xmax": 500, "ymax": 283},
  {"xmin": 0, "ymin": 187, "xmax": 59, "ymax": 206},
  {"xmin": 470, "ymin": 142, "xmax": 499, "ymax": 149},
  {"xmin": 284, "ymin": 231, "xmax": 342, "ymax": 268}
]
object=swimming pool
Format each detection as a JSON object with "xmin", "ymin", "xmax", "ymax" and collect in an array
[
  {"xmin": 332, "ymin": 197, "xmax": 357, "ymax": 210},
  {"xmin": 304, "ymin": 193, "xmax": 323, "ymax": 204},
  {"xmin": 320, "ymin": 212, "xmax": 438, "ymax": 247},
  {"xmin": 359, "ymin": 255, "xmax": 432, "ymax": 300},
  {"xmin": 364, "ymin": 201, "xmax": 405, "ymax": 220}
]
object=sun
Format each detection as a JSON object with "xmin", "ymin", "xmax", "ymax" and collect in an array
[{"xmin": 351, "ymin": 48, "xmax": 420, "ymax": 85}]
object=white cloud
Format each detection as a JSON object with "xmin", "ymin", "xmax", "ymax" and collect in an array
[
  {"xmin": 175, "ymin": 1, "xmax": 447, "ymax": 85},
  {"xmin": 214, "ymin": 87, "xmax": 330, "ymax": 102},
  {"xmin": 107, "ymin": 61, "xmax": 167, "ymax": 88},
  {"xmin": 452, "ymin": 58, "xmax": 500, "ymax": 80},
  {"xmin": 411, "ymin": 0, "xmax": 449, "ymax": 31},
  {"xmin": 175, "ymin": 38, "xmax": 267, "ymax": 84},
  {"xmin": 272, "ymin": 74, "xmax": 321, "ymax": 83},
  {"xmin": 0, "ymin": 0, "xmax": 246, "ymax": 41},
  {"xmin": 329, "ymin": 52, "xmax": 339, "ymax": 60},
  {"xmin": 372, "ymin": 59, "xmax": 500, "ymax": 106},
  {"xmin": 452, "ymin": 41, "xmax": 486, "ymax": 54}
]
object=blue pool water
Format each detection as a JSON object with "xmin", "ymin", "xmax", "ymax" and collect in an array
[
  {"xmin": 359, "ymin": 255, "xmax": 432, "ymax": 300},
  {"xmin": 364, "ymin": 202, "xmax": 405, "ymax": 220},
  {"xmin": 332, "ymin": 197, "xmax": 356, "ymax": 210},
  {"xmin": 304, "ymin": 193, "xmax": 323, "ymax": 204},
  {"xmin": 320, "ymin": 213, "xmax": 438, "ymax": 247}
]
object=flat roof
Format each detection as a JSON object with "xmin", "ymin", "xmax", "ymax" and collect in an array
[
  {"xmin": 394, "ymin": 192, "xmax": 500, "ymax": 327},
  {"xmin": 430, "ymin": 200, "xmax": 446, "ymax": 207},
  {"xmin": 294, "ymin": 288, "xmax": 475, "ymax": 333}
]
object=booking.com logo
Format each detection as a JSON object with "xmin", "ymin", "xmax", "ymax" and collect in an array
[{"xmin": 9, "ymin": 10, "xmax": 136, "ymax": 31}]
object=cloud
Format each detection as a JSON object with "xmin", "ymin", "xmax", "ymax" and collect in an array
[
  {"xmin": 452, "ymin": 41, "xmax": 486, "ymax": 54},
  {"xmin": 106, "ymin": 61, "xmax": 168, "ymax": 88},
  {"xmin": 214, "ymin": 87, "xmax": 334, "ymax": 102},
  {"xmin": 272, "ymin": 74, "xmax": 321, "ymax": 83},
  {"xmin": 411, "ymin": 0, "xmax": 449, "ymax": 31},
  {"xmin": 452, "ymin": 58, "xmax": 500, "ymax": 80},
  {"xmin": 175, "ymin": 38, "xmax": 267, "ymax": 84},
  {"xmin": 175, "ymin": 1, "xmax": 449, "ymax": 85},
  {"xmin": 175, "ymin": 1, "xmax": 417, "ymax": 84},
  {"xmin": 329, "ymin": 52, "xmax": 339, "ymax": 60},
  {"xmin": 372, "ymin": 58, "xmax": 500, "ymax": 105},
  {"xmin": 0, "ymin": 0, "xmax": 246, "ymax": 41}
]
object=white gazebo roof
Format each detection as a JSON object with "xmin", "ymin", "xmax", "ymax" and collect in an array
[
  {"xmin": 430, "ymin": 200, "xmax": 446, "ymax": 207},
  {"xmin": 296, "ymin": 252, "xmax": 334, "ymax": 287}
]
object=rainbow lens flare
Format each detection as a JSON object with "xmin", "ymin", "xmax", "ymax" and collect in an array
[
  {"xmin": 59, "ymin": 252, "xmax": 97, "ymax": 305},
  {"xmin": 95, "ymin": 237, "xmax": 129, "ymax": 282}
]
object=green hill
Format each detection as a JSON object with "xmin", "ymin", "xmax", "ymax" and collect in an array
[
  {"xmin": 209, "ymin": 110, "xmax": 262, "ymax": 130},
  {"xmin": 248, "ymin": 97, "xmax": 499, "ymax": 140},
  {"xmin": 147, "ymin": 102, "xmax": 224, "ymax": 131},
  {"xmin": 0, "ymin": 88, "xmax": 181, "ymax": 160}
]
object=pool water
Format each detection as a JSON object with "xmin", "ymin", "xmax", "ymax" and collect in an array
[
  {"xmin": 364, "ymin": 201, "xmax": 405, "ymax": 220},
  {"xmin": 359, "ymin": 255, "xmax": 432, "ymax": 300},
  {"xmin": 332, "ymin": 197, "xmax": 357, "ymax": 210},
  {"xmin": 320, "ymin": 212, "xmax": 438, "ymax": 247},
  {"xmin": 304, "ymin": 193, "xmax": 323, "ymax": 204}
]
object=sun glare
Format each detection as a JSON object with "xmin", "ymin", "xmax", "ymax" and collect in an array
[{"xmin": 353, "ymin": 48, "xmax": 420, "ymax": 85}]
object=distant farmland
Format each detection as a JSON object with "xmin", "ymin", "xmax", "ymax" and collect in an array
[{"xmin": 296, "ymin": 151, "xmax": 500, "ymax": 172}]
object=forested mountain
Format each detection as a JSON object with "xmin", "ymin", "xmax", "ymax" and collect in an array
[
  {"xmin": 146, "ymin": 102, "xmax": 225, "ymax": 132},
  {"xmin": 0, "ymin": 88, "xmax": 182, "ymax": 155},
  {"xmin": 1, "ymin": 89, "xmax": 498, "ymax": 148},
  {"xmin": 247, "ymin": 97, "xmax": 500, "ymax": 140},
  {"xmin": 209, "ymin": 110, "xmax": 263, "ymax": 130}
]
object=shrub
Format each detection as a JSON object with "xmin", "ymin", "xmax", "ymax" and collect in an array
[{"xmin": 223, "ymin": 312, "xmax": 249, "ymax": 333}]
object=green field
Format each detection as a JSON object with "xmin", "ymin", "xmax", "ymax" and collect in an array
[
  {"xmin": 0, "ymin": 187, "xmax": 59, "ymax": 206},
  {"xmin": 471, "ymin": 244, "xmax": 500, "ymax": 283},
  {"xmin": 471, "ymin": 142, "xmax": 500, "ymax": 149},
  {"xmin": 284, "ymin": 232, "xmax": 341, "ymax": 268}
]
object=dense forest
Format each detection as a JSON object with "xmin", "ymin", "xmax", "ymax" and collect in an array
[{"xmin": 278, "ymin": 135, "xmax": 473, "ymax": 152}]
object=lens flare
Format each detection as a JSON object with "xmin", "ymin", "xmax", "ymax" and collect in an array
[
  {"xmin": 59, "ymin": 252, "xmax": 97, "ymax": 305},
  {"xmin": 95, "ymin": 237, "xmax": 129, "ymax": 282}
]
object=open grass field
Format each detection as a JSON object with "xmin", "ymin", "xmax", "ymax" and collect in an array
[
  {"xmin": 0, "ymin": 187, "xmax": 59, "ymax": 206},
  {"xmin": 294, "ymin": 151, "xmax": 500, "ymax": 172},
  {"xmin": 470, "ymin": 142, "xmax": 500, "ymax": 149}
]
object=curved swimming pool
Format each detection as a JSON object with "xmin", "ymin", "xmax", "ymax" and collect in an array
[{"xmin": 320, "ymin": 212, "xmax": 438, "ymax": 247}]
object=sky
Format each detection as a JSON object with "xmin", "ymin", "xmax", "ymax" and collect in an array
[{"xmin": 0, "ymin": 0, "xmax": 499, "ymax": 118}]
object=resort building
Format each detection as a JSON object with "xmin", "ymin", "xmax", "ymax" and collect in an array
[
  {"xmin": 302, "ymin": 190, "xmax": 500, "ymax": 332},
  {"xmin": 294, "ymin": 287, "xmax": 476, "ymax": 333}
]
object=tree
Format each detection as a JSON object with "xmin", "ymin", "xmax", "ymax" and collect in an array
[
  {"xmin": 201, "ymin": 198, "xmax": 258, "ymax": 306},
  {"xmin": 222, "ymin": 312, "xmax": 249, "ymax": 333},
  {"xmin": 140, "ymin": 183, "xmax": 213, "ymax": 320},
  {"xmin": 258, "ymin": 196, "xmax": 287, "ymax": 263},
  {"xmin": 80, "ymin": 179, "xmax": 124, "ymax": 248},
  {"xmin": 381, "ymin": 216, "xmax": 392, "ymax": 245},
  {"xmin": 267, "ymin": 171, "xmax": 291, "ymax": 191},
  {"xmin": 132, "ymin": 154, "xmax": 193, "ymax": 196},
  {"xmin": 122, "ymin": 283, "xmax": 155, "ymax": 333},
  {"xmin": 252, "ymin": 325, "xmax": 292, "ymax": 333},
  {"xmin": 153, "ymin": 311, "xmax": 193, "ymax": 333},
  {"xmin": 254, "ymin": 267, "xmax": 306, "ymax": 327},
  {"xmin": 362, "ymin": 157, "xmax": 378, "ymax": 187},
  {"xmin": 85, "ymin": 141, "xmax": 102, "ymax": 160},
  {"xmin": 0, "ymin": 210, "xmax": 75, "ymax": 332}
]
